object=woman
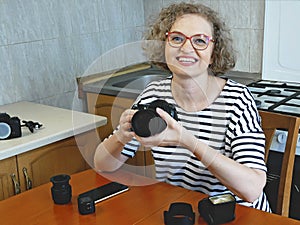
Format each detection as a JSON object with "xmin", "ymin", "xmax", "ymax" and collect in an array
[{"xmin": 94, "ymin": 2, "xmax": 270, "ymax": 211}]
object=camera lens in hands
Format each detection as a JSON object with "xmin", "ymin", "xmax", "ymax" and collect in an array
[
  {"xmin": 131, "ymin": 110, "xmax": 166, "ymax": 137},
  {"xmin": 131, "ymin": 99, "xmax": 178, "ymax": 137}
]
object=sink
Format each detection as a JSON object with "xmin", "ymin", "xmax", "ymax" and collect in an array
[
  {"xmin": 82, "ymin": 65, "xmax": 171, "ymax": 98},
  {"xmin": 111, "ymin": 74, "xmax": 167, "ymax": 89},
  {"xmin": 94, "ymin": 68, "xmax": 171, "ymax": 98}
]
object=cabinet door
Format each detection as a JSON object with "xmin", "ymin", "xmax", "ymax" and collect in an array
[
  {"xmin": 0, "ymin": 157, "xmax": 18, "ymax": 200},
  {"xmin": 87, "ymin": 93, "xmax": 134, "ymax": 140},
  {"xmin": 86, "ymin": 93, "xmax": 156, "ymax": 177},
  {"xmin": 17, "ymin": 136, "xmax": 88, "ymax": 192}
]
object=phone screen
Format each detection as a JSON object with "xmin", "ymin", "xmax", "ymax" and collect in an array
[{"xmin": 78, "ymin": 182, "xmax": 129, "ymax": 203}]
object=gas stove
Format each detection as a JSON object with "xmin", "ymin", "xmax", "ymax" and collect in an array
[
  {"xmin": 247, "ymin": 80, "xmax": 300, "ymax": 117},
  {"xmin": 248, "ymin": 80, "xmax": 300, "ymax": 219},
  {"xmin": 247, "ymin": 79, "xmax": 300, "ymax": 156}
]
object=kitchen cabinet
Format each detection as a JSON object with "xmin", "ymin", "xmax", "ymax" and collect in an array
[
  {"xmin": 86, "ymin": 93, "xmax": 155, "ymax": 178},
  {"xmin": 0, "ymin": 157, "xmax": 17, "ymax": 200},
  {"xmin": 0, "ymin": 131, "xmax": 98, "ymax": 200},
  {"xmin": 87, "ymin": 93, "xmax": 135, "ymax": 141},
  {"xmin": 0, "ymin": 101, "xmax": 107, "ymax": 201}
]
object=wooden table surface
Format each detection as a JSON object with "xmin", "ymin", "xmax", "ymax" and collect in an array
[{"xmin": 1, "ymin": 169, "xmax": 300, "ymax": 225}]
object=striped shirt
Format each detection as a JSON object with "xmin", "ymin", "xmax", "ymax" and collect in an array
[{"xmin": 121, "ymin": 77, "xmax": 271, "ymax": 212}]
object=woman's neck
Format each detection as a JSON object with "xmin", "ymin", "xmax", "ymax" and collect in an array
[
  {"xmin": 171, "ymin": 73, "xmax": 211, "ymax": 111},
  {"xmin": 171, "ymin": 74, "xmax": 225, "ymax": 112}
]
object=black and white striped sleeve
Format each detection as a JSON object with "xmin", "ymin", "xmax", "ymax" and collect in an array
[{"xmin": 230, "ymin": 88, "xmax": 267, "ymax": 171}]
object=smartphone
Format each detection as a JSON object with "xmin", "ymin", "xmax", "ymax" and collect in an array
[{"xmin": 78, "ymin": 182, "xmax": 129, "ymax": 204}]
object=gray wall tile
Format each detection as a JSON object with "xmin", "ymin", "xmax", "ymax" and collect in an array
[
  {"xmin": 218, "ymin": 0, "xmax": 251, "ymax": 29},
  {"xmin": 4, "ymin": 0, "xmax": 42, "ymax": 44},
  {"xmin": 0, "ymin": 46, "xmax": 15, "ymax": 104},
  {"xmin": 0, "ymin": 2, "xmax": 8, "ymax": 46},
  {"xmin": 98, "ymin": 0, "xmax": 123, "ymax": 31},
  {"xmin": 9, "ymin": 41, "xmax": 48, "ymax": 101},
  {"xmin": 250, "ymin": 29, "xmax": 263, "ymax": 72},
  {"xmin": 122, "ymin": 0, "xmax": 145, "ymax": 27},
  {"xmin": 251, "ymin": 0, "xmax": 265, "ymax": 29},
  {"xmin": 144, "ymin": 0, "xmax": 162, "ymax": 23},
  {"xmin": 231, "ymin": 28, "xmax": 250, "ymax": 72},
  {"xmin": 0, "ymin": 0, "xmax": 145, "ymax": 109}
]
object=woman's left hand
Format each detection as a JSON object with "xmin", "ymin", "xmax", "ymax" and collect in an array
[{"xmin": 134, "ymin": 107, "xmax": 186, "ymax": 147}]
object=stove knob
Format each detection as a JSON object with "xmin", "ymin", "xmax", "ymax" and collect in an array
[{"xmin": 277, "ymin": 132, "xmax": 287, "ymax": 144}]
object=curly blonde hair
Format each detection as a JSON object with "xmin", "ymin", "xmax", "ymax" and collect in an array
[{"xmin": 143, "ymin": 2, "xmax": 236, "ymax": 75}]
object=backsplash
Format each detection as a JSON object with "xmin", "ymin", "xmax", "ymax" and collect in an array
[
  {"xmin": 0, "ymin": 0, "xmax": 265, "ymax": 110},
  {"xmin": 0, "ymin": 0, "xmax": 146, "ymax": 109}
]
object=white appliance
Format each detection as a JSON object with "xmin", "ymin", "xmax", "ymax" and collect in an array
[
  {"xmin": 262, "ymin": 0, "xmax": 300, "ymax": 83},
  {"xmin": 261, "ymin": 0, "xmax": 300, "ymax": 156},
  {"xmin": 260, "ymin": 1, "xmax": 300, "ymax": 218}
]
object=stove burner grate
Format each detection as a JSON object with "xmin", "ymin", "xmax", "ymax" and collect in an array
[{"xmin": 248, "ymin": 80, "xmax": 300, "ymax": 117}]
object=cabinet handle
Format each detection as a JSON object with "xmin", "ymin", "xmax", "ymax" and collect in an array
[
  {"xmin": 22, "ymin": 167, "xmax": 32, "ymax": 190},
  {"xmin": 10, "ymin": 174, "xmax": 21, "ymax": 195}
]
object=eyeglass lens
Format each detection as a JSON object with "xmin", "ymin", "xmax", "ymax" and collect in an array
[{"xmin": 168, "ymin": 32, "xmax": 210, "ymax": 50}]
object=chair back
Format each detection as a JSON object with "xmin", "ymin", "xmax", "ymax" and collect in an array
[{"xmin": 259, "ymin": 110, "xmax": 300, "ymax": 217}]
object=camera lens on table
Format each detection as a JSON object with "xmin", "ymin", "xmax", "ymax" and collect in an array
[{"xmin": 50, "ymin": 174, "xmax": 72, "ymax": 204}]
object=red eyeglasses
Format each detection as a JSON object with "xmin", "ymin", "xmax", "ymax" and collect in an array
[{"xmin": 166, "ymin": 31, "xmax": 215, "ymax": 50}]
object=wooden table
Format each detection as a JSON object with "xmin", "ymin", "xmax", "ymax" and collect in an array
[{"xmin": 1, "ymin": 169, "xmax": 300, "ymax": 225}]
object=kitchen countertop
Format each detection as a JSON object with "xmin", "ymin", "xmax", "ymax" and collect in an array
[{"xmin": 0, "ymin": 101, "xmax": 107, "ymax": 160}]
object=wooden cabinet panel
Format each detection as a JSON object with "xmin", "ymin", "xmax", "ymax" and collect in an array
[
  {"xmin": 0, "ymin": 157, "xmax": 18, "ymax": 200},
  {"xmin": 87, "ymin": 93, "xmax": 134, "ymax": 140},
  {"xmin": 17, "ymin": 136, "xmax": 87, "ymax": 192},
  {"xmin": 86, "ymin": 92, "xmax": 156, "ymax": 178},
  {"xmin": 0, "ymin": 130, "xmax": 100, "ymax": 200}
]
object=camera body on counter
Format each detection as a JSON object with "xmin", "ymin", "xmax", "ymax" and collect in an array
[
  {"xmin": 0, "ymin": 112, "xmax": 43, "ymax": 140},
  {"xmin": 131, "ymin": 99, "xmax": 178, "ymax": 137},
  {"xmin": 0, "ymin": 113, "xmax": 21, "ymax": 140}
]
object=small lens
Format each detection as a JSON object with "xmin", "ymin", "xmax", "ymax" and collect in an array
[
  {"xmin": 50, "ymin": 174, "xmax": 70, "ymax": 184},
  {"xmin": 50, "ymin": 174, "xmax": 72, "ymax": 204}
]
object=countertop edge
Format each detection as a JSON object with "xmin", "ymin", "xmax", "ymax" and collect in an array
[
  {"xmin": 0, "ymin": 102, "xmax": 107, "ymax": 161},
  {"xmin": 0, "ymin": 119, "xmax": 107, "ymax": 161}
]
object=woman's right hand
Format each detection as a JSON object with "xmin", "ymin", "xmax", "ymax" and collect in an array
[{"xmin": 114, "ymin": 109, "xmax": 136, "ymax": 145}]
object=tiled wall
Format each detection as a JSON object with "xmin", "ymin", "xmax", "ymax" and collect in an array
[
  {"xmin": 0, "ymin": 0, "xmax": 265, "ymax": 110},
  {"xmin": 0, "ymin": 0, "xmax": 146, "ymax": 109}
]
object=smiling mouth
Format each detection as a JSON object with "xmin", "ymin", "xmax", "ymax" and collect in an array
[{"xmin": 176, "ymin": 57, "xmax": 198, "ymax": 63}]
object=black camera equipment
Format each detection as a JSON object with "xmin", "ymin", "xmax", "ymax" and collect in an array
[
  {"xmin": 164, "ymin": 202, "xmax": 195, "ymax": 225},
  {"xmin": 77, "ymin": 196, "xmax": 95, "ymax": 215},
  {"xmin": 131, "ymin": 99, "xmax": 178, "ymax": 137},
  {"xmin": 50, "ymin": 174, "xmax": 72, "ymax": 205},
  {"xmin": 22, "ymin": 120, "xmax": 43, "ymax": 133},
  {"xmin": 198, "ymin": 193, "xmax": 236, "ymax": 225},
  {"xmin": 0, "ymin": 112, "xmax": 43, "ymax": 140},
  {"xmin": 77, "ymin": 182, "xmax": 129, "ymax": 215},
  {"xmin": 0, "ymin": 113, "xmax": 21, "ymax": 139}
]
